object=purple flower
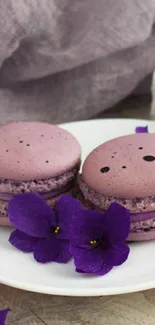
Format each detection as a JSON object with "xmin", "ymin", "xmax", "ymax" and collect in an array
[
  {"xmin": 8, "ymin": 193, "xmax": 81, "ymax": 264},
  {"xmin": 0, "ymin": 309, "xmax": 10, "ymax": 325},
  {"xmin": 135, "ymin": 126, "xmax": 148, "ymax": 133},
  {"xmin": 70, "ymin": 202, "xmax": 130, "ymax": 276}
]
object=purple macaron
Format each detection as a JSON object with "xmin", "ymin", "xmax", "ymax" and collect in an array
[
  {"xmin": 78, "ymin": 133, "xmax": 155, "ymax": 241},
  {"xmin": 0, "ymin": 122, "xmax": 81, "ymax": 226}
]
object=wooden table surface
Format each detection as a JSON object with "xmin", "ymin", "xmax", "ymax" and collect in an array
[
  {"xmin": 1, "ymin": 284, "xmax": 155, "ymax": 325},
  {"xmin": 1, "ymin": 95, "xmax": 155, "ymax": 325}
]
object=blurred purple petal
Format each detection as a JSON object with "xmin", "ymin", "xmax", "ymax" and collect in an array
[
  {"xmin": 70, "ymin": 209, "xmax": 104, "ymax": 246},
  {"xmin": 0, "ymin": 309, "xmax": 10, "ymax": 325},
  {"xmin": 103, "ymin": 243, "xmax": 130, "ymax": 266},
  {"xmin": 55, "ymin": 240, "xmax": 71, "ymax": 263},
  {"xmin": 33, "ymin": 237, "xmax": 61, "ymax": 263},
  {"xmin": 8, "ymin": 193, "xmax": 54, "ymax": 238},
  {"xmin": 92, "ymin": 265, "xmax": 112, "ymax": 276},
  {"xmin": 135, "ymin": 126, "xmax": 148, "ymax": 133},
  {"xmin": 9, "ymin": 230, "xmax": 38, "ymax": 253},
  {"xmin": 76, "ymin": 268, "xmax": 86, "ymax": 273},
  {"xmin": 104, "ymin": 203, "xmax": 130, "ymax": 244},
  {"xmin": 70, "ymin": 244, "xmax": 107, "ymax": 275},
  {"xmin": 55, "ymin": 195, "xmax": 82, "ymax": 240},
  {"xmin": 76, "ymin": 267, "xmax": 112, "ymax": 275}
]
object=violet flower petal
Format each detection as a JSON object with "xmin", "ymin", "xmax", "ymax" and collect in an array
[
  {"xmin": 92, "ymin": 265, "xmax": 112, "ymax": 276},
  {"xmin": 76, "ymin": 267, "xmax": 112, "ymax": 275},
  {"xmin": 54, "ymin": 240, "xmax": 71, "ymax": 263},
  {"xmin": 70, "ymin": 209, "xmax": 104, "ymax": 246},
  {"xmin": 55, "ymin": 195, "xmax": 82, "ymax": 240},
  {"xmin": 76, "ymin": 268, "xmax": 86, "ymax": 273},
  {"xmin": 9, "ymin": 230, "xmax": 38, "ymax": 253},
  {"xmin": 103, "ymin": 243, "xmax": 130, "ymax": 266},
  {"xmin": 135, "ymin": 126, "xmax": 148, "ymax": 133},
  {"xmin": 70, "ymin": 244, "xmax": 111, "ymax": 275},
  {"xmin": 104, "ymin": 202, "xmax": 130, "ymax": 244},
  {"xmin": 8, "ymin": 193, "xmax": 54, "ymax": 238},
  {"xmin": 0, "ymin": 309, "xmax": 10, "ymax": 325},
  {"xmin": 33, "ymin": 237, "xmax": 61, "ymax": 263}
]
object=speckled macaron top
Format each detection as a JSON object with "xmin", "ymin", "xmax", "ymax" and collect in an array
[
  {"xmin": 82, "ymin": 133, "xmax": 155, "ymax": 198},
  {"xmin": 0, "ymin": 122, "xmax": 81, "ymax": 181}
]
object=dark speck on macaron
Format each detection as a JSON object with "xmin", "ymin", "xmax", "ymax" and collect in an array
[
  {"xmin": 143, "ymin": 155, "xmax": 155, "ymax": 162},
  {"xmin": 100, "ymin": 166, "xmax": 110, "ymax": 173},
  {"xmin": 19, "ymin": 140, "xmax": 23, "ymax": 143},
  {"xmin": 122, "ymin": 166, "xmax": 126, "ymax": 169},
  {"xmin": 26, "ymin": 144, "xmax": 30, "ymax": 146},
  {"xmin": 46, "ymin": 160, "xmax": 49, "ymax": 163},
  {"xmin": 138, "ymin": 147, "xmax": 143, "ymax": 150},
  {"xmin": 6, "ymin": 150, "xmax": 9, "ymax": 152}
]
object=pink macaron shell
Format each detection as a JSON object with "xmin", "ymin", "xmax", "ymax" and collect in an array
[
  {"xmin": 82, "ymin": 133, "xmax": 155, "ymax": 199},
  {"xmin": 0, "ymin": 215, "xmax": 11, "ymax": 227},
  {"xmin": 0, "ymin": 188, "xmax": 74, "ymax": 227},
  {"xmin": 127, "ymin": 230, "xmax": 155, "ymax": 241},
  {"xmin": 0, "ymin": 122, "xmax": 81, "ymax": 181}
]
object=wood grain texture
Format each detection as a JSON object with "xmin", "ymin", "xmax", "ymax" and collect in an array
[
  {"xmin": 1, "ymin": 95, "xmax": 153, "ymax": 325},
  {"xmin": 1, "ymin": 284, "xmax": 155, "ymax": 325}
]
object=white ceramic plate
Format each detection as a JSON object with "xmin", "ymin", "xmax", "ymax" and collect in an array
[{"xmin": 1, "ymin": 118, "xmax": 155, "ymax": 297}]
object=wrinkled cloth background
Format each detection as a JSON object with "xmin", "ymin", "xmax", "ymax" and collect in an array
[{"xmin": 0, "ymin": 0, "xmax": 155, "ymax": 124}]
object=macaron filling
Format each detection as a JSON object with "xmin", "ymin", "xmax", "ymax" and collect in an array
[
  {"xmin": 79, "ymin": 176, "xmax": 155, "ymax": 237},
  {"xmin": 0, "ymin": 168, "xmax": 78, "ymax": 194},
  {"xmin": 78, "ymin": 175, "xmax": 155, "ymax": 214},
  {"xmin": 0, "ymin": 167, "xmax": 80, "ymax": 225},
  {"xmin": 130, "ymin": 218, "xmax": 155, "ymax": 233},
  {"xmin": 0, "ymin": 182, "xmax": 73, "ymax": 201}
]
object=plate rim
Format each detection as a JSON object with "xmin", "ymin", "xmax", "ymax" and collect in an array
[
  {"xmin": 0, "ymin": 118, "xmax": 154, "ymax": 296},
  {"xmin": 0, "ymin": 274, "xmax": 155, "ymax": 296}
]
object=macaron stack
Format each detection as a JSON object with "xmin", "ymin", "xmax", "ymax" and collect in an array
[
  {"xmin": 0, "ymin": 122, "xmax": 81, "ymax": 226},
  {"xmin": 78, "ymin": 133, "xmax": 155, "ymax": 241}
]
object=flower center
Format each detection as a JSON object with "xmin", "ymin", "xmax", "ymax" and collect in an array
[
  {"xmin": 51, "ymin": 226, "xmax": 60, "ymax": 234},
  {"xmin": 55, "ymin": 226, "xmax": 60, "ymax": 234},
  {"xmin": 89, "ymin": 240, "xmax": 99, "ymax": 248}
]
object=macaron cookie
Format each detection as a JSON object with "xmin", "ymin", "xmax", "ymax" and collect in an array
[
  {"xmin": 0, "ymin": 122, "xmax": 81, "ymax": 226},
  {"xmin": 78, "ymin": 133, "xmax": 155, "ymax": 241}
]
